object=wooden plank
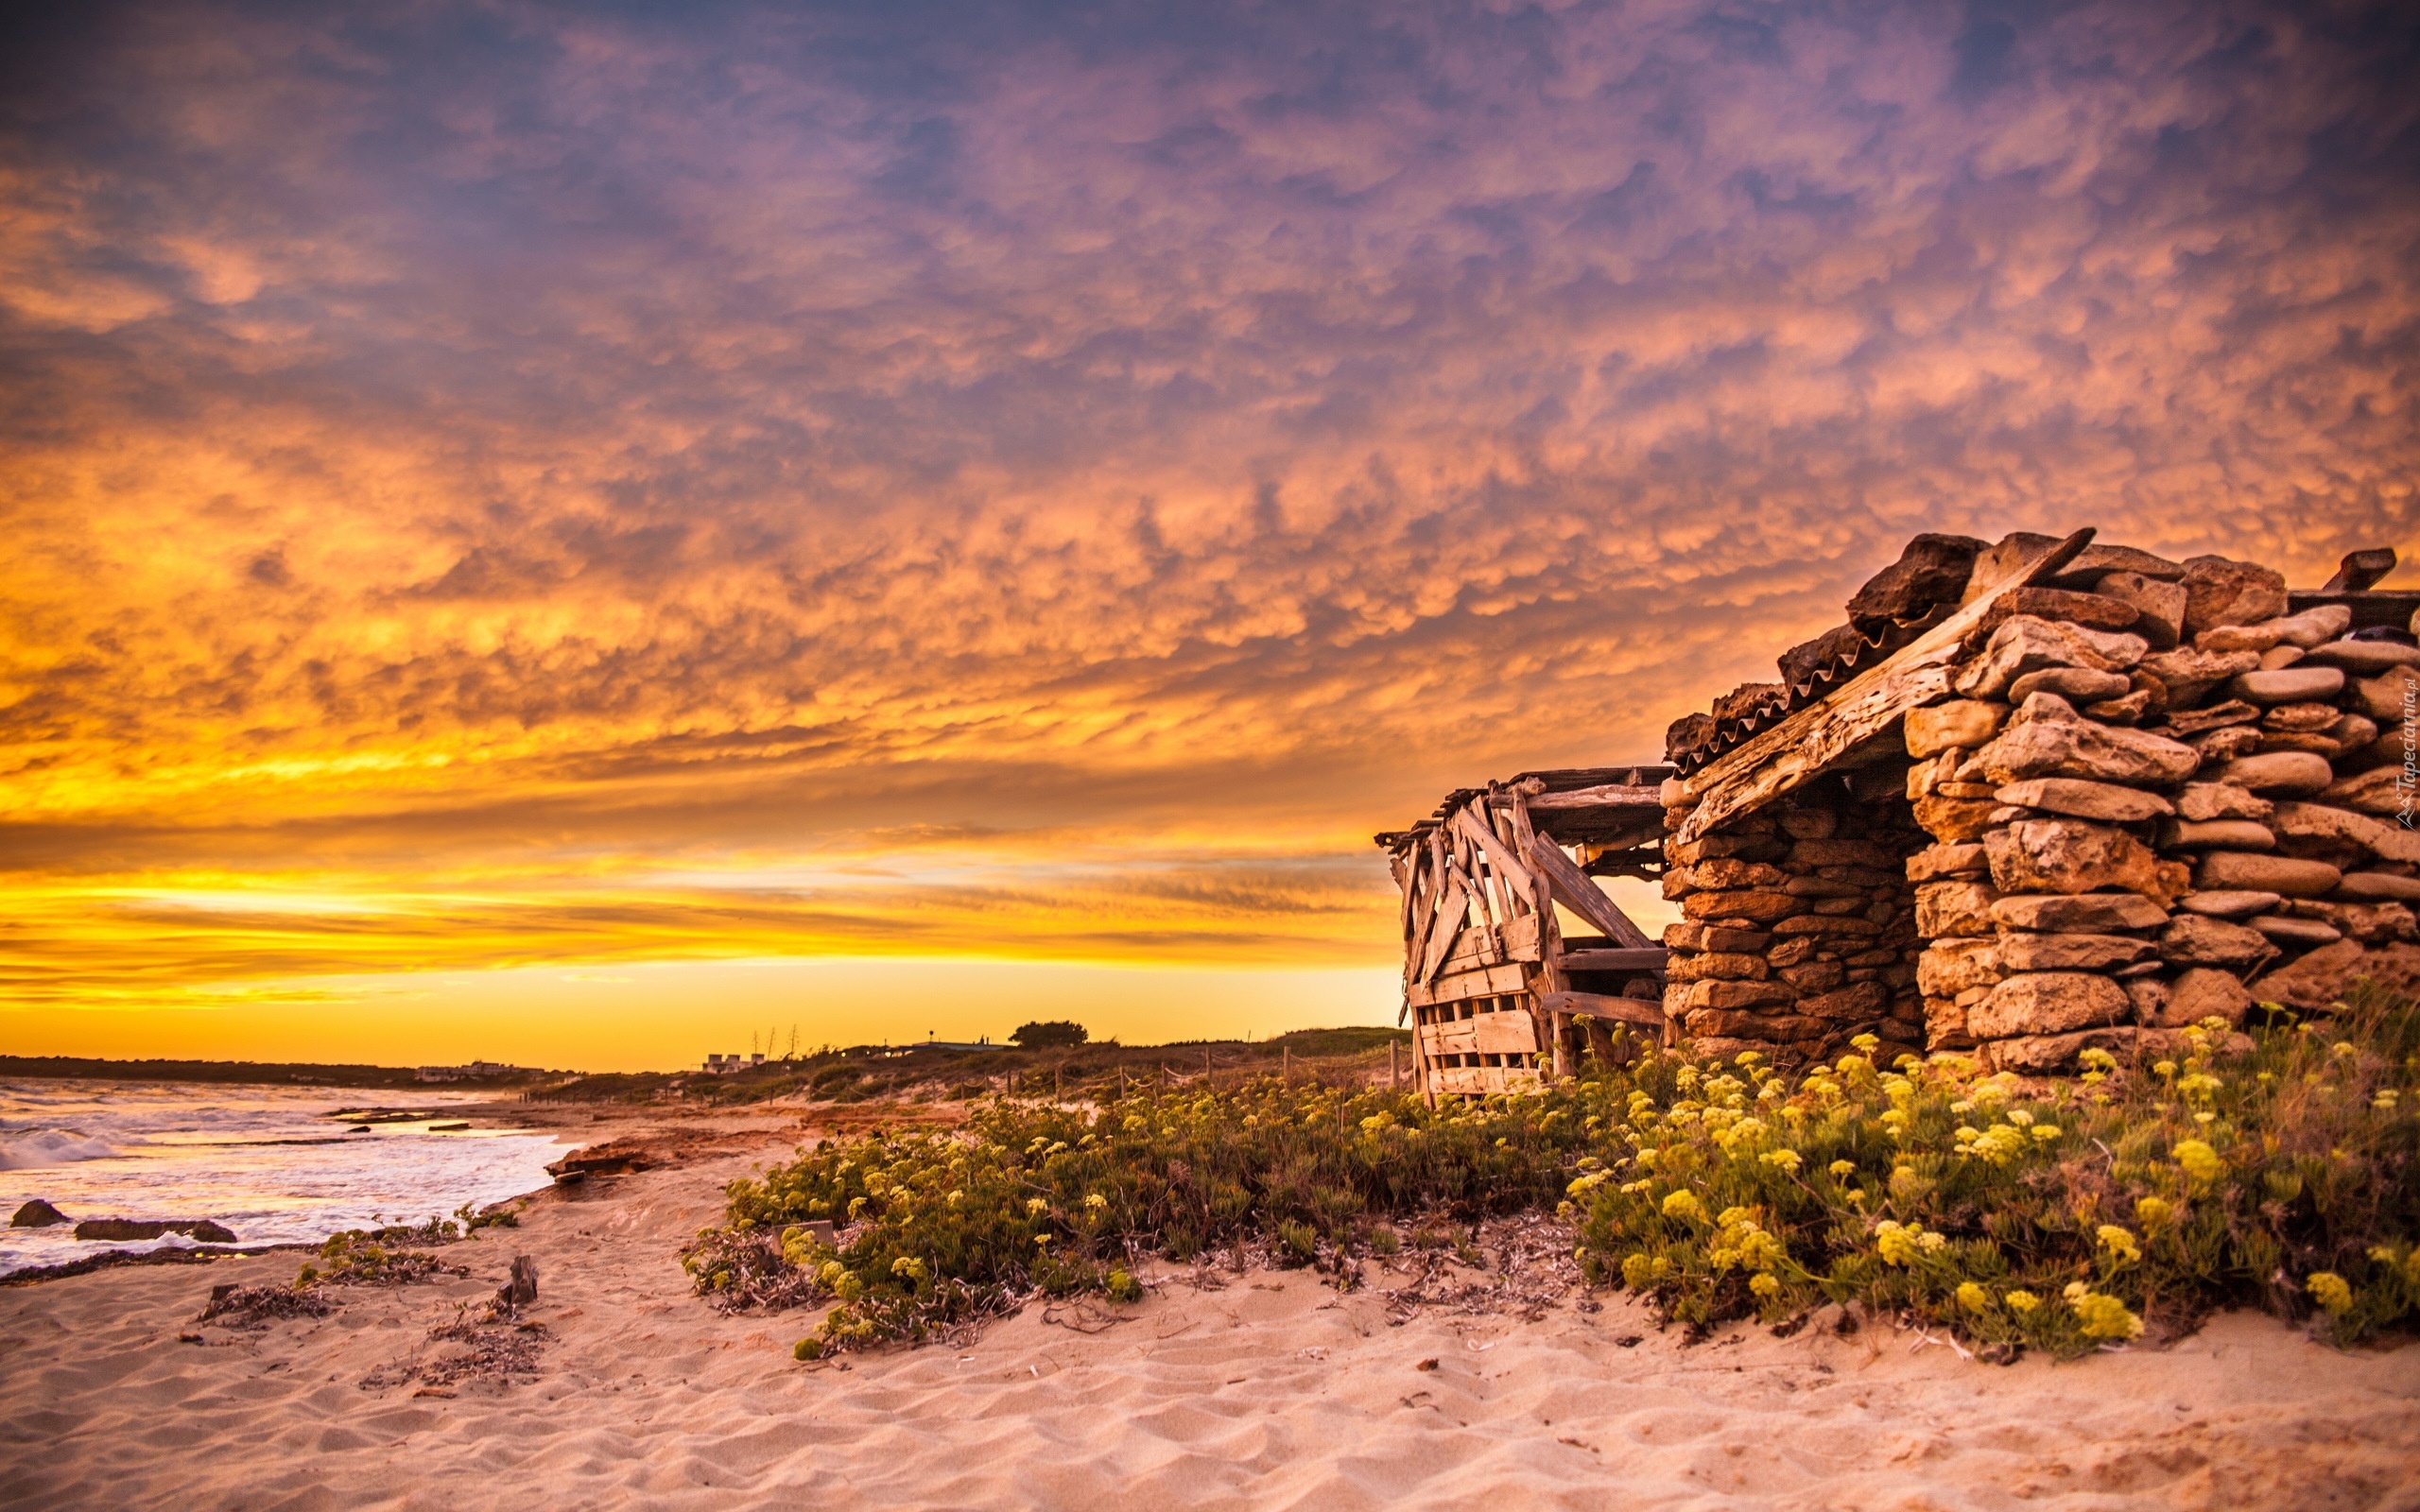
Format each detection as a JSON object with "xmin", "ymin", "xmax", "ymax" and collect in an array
[
  {"xmin": 1423, "ymin": 1006, "xmax": 1540, "ymax": 1057},
  {"xmin": 1487, "ymin": 803, "xmax": 1535, "ymax": 921},
  {"xmin": 1541, "ymin": 989, "xmax": 1668, "ymax": 1030},
  {"xmin": 1405, "ymin": 833, "xmax": 1445, "ymax": 990},
  {"xmin": 1409, "ymin": 962, "xmax": 1528, "ymax": 1008},
  {"xmin": 1419, "ymin": 873, "xmax": 1471, "ymax": 984},
  {"xmin": 2319, "ymin": 549, "xmax": 2396, "ymax": 593},
  {"xmin": 1430, "ymin": 1064, "xmax": 1543, "ymax": 1096},
  {"xmin": 1437, "ymin": 912, "xmax": 1509, "ymax": 974},
  {"xmin": 1521, "ymin": 783, "xmax": 1667, "ymax": 811},
  {"xmin": 2319, "ymin": 548, "xmax": 2396, "ymax": 593},
  {"xmin": 2288, "ymin": 588, "xmax": 2420, "ymax": 630},
  {"xmin": 1512, "ymin": 787, "xmax": 1569, "ymax": 1076},
  {"xmin": 1557, "ymin": 947, "xmax": 1669, "ymax": 973},
  {"xmin": 1470, "ymin": 1010, "xmax": 1541, "ymax": 1055},
  {"xmin": 1445, "ymin": 818, "xmax": 1509, "ymax": 959},
  {"xmin": 1528, "ymin": 834, "xmax": 1656, "ymax": 949},
  {"xmin": 1675, "ymin": 527, "xmax": 2096, "ymax": 846}
]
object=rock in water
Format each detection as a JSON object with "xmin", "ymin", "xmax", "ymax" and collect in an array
[
  {"xmin": 187, "ymin": 1221, "xmax": 238, "ymax": 1245},
  {"xmin": 74, "ymin": 1219, "xmax": 173, "ymax": 1241},
  {"xmin": 11, "ymin": 1198, "xmax": 68, "ymax": 1228}
]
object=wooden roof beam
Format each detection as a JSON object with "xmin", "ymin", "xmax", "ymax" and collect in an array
[{"xmin": 1672, "ymin": 527, "xmax": 2097, "ymax": 847}]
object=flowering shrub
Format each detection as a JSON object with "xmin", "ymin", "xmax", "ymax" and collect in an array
[
  {"xmin": 690, "ymin": 1078, "xmax": 1590, "ymax": 1357},
  {"xmin": 1571, "ymin": 986, "xmax": 2420, "ymax": 1355},
  {"xmin": 690, "ymin": 988, "xmax": 2419, "ymax": 1360}
]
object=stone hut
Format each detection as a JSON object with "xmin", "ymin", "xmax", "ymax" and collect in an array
[{"xmin": 1380, "ymin": 528, "xmax": 2419, "ymax": 1095}]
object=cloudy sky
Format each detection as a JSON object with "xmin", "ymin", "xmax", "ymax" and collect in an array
[{"xmin": 3, "ymin": 0, "xmax": 2414, "ymax": 1067}]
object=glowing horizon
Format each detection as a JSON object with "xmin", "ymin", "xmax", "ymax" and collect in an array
[{"xmin": 4, "ymin": 1, "xmax": 2414, "ymax": 1069}]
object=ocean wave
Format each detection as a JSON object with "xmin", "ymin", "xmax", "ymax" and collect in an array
[{"xmin": 0, "ymin": 1130, "xmax": 119, "ymax": 1170}]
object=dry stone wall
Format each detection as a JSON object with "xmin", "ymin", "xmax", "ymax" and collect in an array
[
  {"xmin": 1660, "ymin": 768, "xmax": 1930, "ymax": 1065},
  {"xmin": 1661, "ymin": 538, "xmax": 2420, "ymax": 1073}
]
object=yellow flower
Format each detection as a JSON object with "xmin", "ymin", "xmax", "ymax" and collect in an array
[
  {"xmin": 1749, "ymin": 1273, "xmax": 1782, "ymax": 1298},
  {"xmin": 1761, "ymin": 1148, "xmax": 1802, "ymax": 1175},
  {"xmin": 1850, "ymin": 1034, "xmax": 1880, "ymax": 1052},
  {"xmin": 2073, "ymin": 1292, "xmax": 2144, "ymax": 1340},
  {"xmin": 2307, "ymin": 1272, "xmax": 2354, "ymax": 1314},
  {"xmin": 2003, "ymin": 1290, "xmax": 2039, "ymax": 1314},
  {"xmin": 2172, "ymin": 1139, "xmax": 2225, "ymax": 1189},
  {"xmin": 2135, "ymin": 1196, "xmax": 2174, "ymax": 1230},
  {"xmin": 1875, "ymin": 1221, "xmax": 1930, "ymax": 1266},
  {"xmin": 1026, "ymin": 1196, "xmax": 1049, "ymax": 1215},
  {"xmin": 2097, "ymin": 1225, "xmax": 2141, "ymax": 1263},
  {"xmin": 1828, "ymin": 1160, "xmax": 1856, "ymax": 1178},
  {"xmin": 1956, "ymin": 1281, "xmax": 1990, "ymax": 1313},
  {"xmin": 1662, "ymin": 1190, "xmax": 1707, "ymax": 1223}
]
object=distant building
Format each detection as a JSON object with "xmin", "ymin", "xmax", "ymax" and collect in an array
[
  {"xmin": 701, "ymin": 1053, "xmax": 769, "ymax": 1074},
  {"xmin": 415, "ymin": 1060, "xmax": 522, "ymax": 1083},
  {"xmin": 845, "ymin": 1035, "xmax": 995, "ymax": 1058}
]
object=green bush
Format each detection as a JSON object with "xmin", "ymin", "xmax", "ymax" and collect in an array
[
  {"xmin": 687, "ymin": 1075, "xmax": 1585, "ymax": 1355},
  {"xmin": 1572, "ymin": 989, "xmax": 2420, "ymax": 1355},
  {"xmin": 688, "ymin": 992, "xmax": 2420, "ymax": 1361},
  {"xmin": 1011, "ymin": 1021, "xmax": 1089, "ymax": 1049}
]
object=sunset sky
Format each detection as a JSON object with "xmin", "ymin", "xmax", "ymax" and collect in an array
[{"xmin": 3, "ymin": 0, "xmax": 2414, "ymax": 1070}]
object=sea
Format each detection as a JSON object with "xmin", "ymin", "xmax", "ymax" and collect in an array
[{"xmin": 0, "ymin": 1079, "xmax": 567, "ymax": 1278}]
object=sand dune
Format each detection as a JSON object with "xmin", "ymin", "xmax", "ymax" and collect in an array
[{"xmin": 5, "ymin": 1140, "xmax": 2417, "ymax": 1510}]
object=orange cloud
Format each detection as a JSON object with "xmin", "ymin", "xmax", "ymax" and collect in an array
[{"xmin": 1, "ymin": 0, "xmax": 2413, "ymax": 1057}]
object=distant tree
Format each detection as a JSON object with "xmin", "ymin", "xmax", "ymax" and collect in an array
[{"xmin": 1010, "ymin": 1021, "xmax": 1088, "ymax": 1049}]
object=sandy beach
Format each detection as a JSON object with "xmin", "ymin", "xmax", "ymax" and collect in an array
[{"xmin": 2, "ymin": 1102, "xmax": 2414, "ymax": 1512}]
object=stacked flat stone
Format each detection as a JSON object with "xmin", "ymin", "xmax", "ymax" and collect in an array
[
  {"xmin": 1910, "ymin": 553, "xmax": 2420, "ymax": 1072},
  {"xmin": 1661, "ymin": 770, "xmax": 1929, "ymax": 1065}
]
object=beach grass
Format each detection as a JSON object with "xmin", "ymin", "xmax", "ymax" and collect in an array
[{"xmin": 685, "ymin": 989, "xmax": 2419, "ymax": 1362}]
